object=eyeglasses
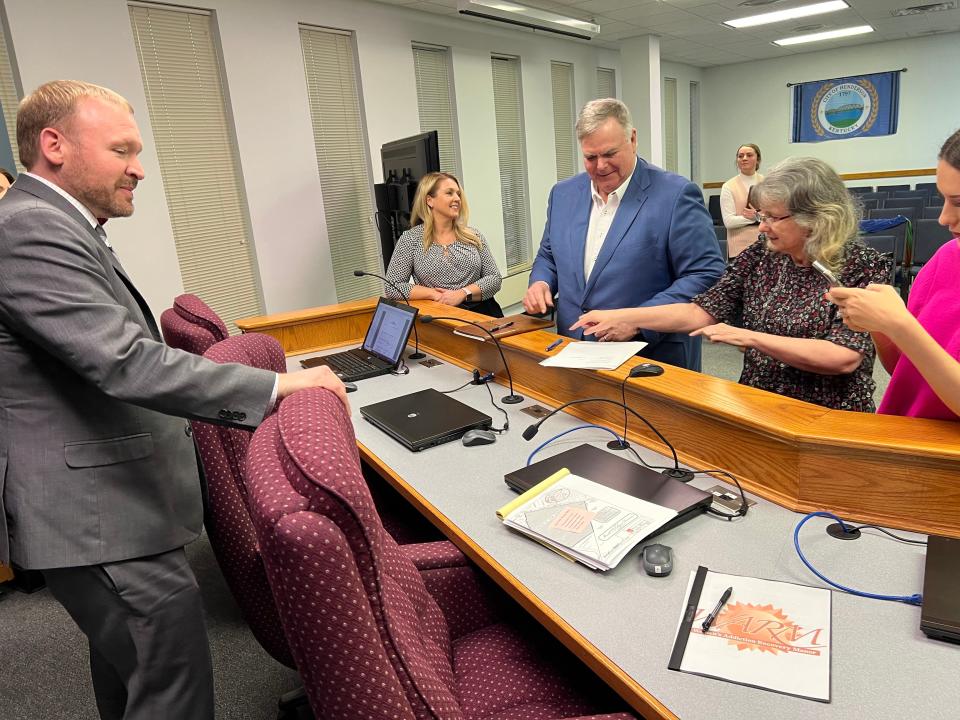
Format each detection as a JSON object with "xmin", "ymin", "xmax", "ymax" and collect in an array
[{"xmin": 757, "ymin": 213, "xmax": 793, "ymax": 225}]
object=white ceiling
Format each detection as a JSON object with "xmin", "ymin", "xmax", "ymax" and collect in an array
[{"xmin": 370, "ymin": 0, "xmax": 960, "ymax": 67}]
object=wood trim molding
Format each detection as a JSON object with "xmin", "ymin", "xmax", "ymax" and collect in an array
[{"xmin": 703, "ymin": 167, "xmax": 937, "ymax": 190}]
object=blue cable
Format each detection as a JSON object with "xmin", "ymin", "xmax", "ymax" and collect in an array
[
  {"xmin": 793, "ymin": 511, "xmax": 923, "ymax": 606},
  {"xmin": 526, "ymin": 424, "xmax": 624, "ymax": 466}
]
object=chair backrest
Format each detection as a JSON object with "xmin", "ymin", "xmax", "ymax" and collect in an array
[
  {"xmin": 915, "ymin": 181, "xmax": 939, "ymax": 195},
  {"xmin": 869, "ymin": 207, "xmax": 917, "ymax": 229},
  {"xmin": 191, "ymin": 333, "xmax": 293, "ymax": 668},
  {"xmin": 884, "ymin": 196, "xmax": 925, "ymax": 213},
  {"xmin": 892, "ymin": 189, "xmax": 930, "ymax": 201},
  {"xmin": 174, "ymin": 293, "xmax": 229, "ymax": 340},
  {"xmin": 246, "ymin": 388, "xmax": 464, "ymax": 720},
  {"xmin": 859, "ymin": 235, "xmax": 897, "ymax": 284},
  {"xmin": 913, "ymin": 219, "xmax": 954, "ymax": 266},
  {"xmin": 922, "ymin": 205, "xmax": 944, "ymax": 219},
  {"xmin": 847, "ymin": 185, "xmax": 874, "ymax": 194},
  {"xmin": 876, "ymin": 183, "xmax": 910, "ymax": 194},
  {"xmin": 858, "ymin": 197, "xmax": 880, "ymax": 211},
  {"xmin": 858, "ymin": 192, "xmax": 887, "ymax": 206},
  {"xmin": 708, "ymin": 194, "xmax": 722, "ymax": 225}
]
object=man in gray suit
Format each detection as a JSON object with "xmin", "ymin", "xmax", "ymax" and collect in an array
[{"xmin": 0, "ymin": 80, "xmax": 347, "ymax": 719}]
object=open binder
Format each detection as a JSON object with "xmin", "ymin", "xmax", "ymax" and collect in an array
[{"xmin": 451, "ymin": 313, "xmax": 553, "ymax": 341}]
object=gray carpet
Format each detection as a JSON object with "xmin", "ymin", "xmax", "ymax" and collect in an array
[{"xmin": 0, "ymin": 533, "xmax": 300, "ymax": 720}]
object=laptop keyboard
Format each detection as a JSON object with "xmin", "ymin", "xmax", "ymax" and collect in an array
[{"xmin": 325, "ymin": 352, "xmax": 374, "ymax": 375}]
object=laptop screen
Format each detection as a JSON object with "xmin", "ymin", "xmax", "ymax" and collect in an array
[{"xmin": 361, "ymin": 298, "xmax": 418, "ymax": 364}]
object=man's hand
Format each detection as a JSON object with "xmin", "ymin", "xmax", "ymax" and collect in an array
[
  {"xmin": 690, "ymin": 323, "xmax": 756, "ymax": 348},
  {"xmin": 827, "ymin": 284, "xmax": 909, "ymax": 335},
  {"xmin": 277, "ymin": 365, "xmax": 350, "ymax": 413},
  {"xmin": 436, "ymin": 288, "xmax": 467, "ymax": 306},
  {"xmin": 522, "ymin": 281, "xmax": 554, "ymax": 315},
  {"xmin": 570, "ymin": 309, "xmax": 638, "ymax": 342}
]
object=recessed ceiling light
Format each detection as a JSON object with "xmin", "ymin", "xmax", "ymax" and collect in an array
[
  {"xmin": 725, "ymin": 0, "xmax": 849, "ymax": 29},
  {"xmin": 773, "ymin": 24, "xmax": 874, "ymax": 46}
]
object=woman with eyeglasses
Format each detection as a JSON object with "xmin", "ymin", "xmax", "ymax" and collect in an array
[
  {"xmin": 720, "ymin": 143, "xmax": 764, "ymax": 258},
  {"xmin": 571, "ymin": 157, "xmax": 892, "ymax": 412},
  {"xmin": 384, "ymin": 171, "xmax": 504, "ymax": 317},
  {"xmin": 827, "ymin": 129, "xmax": 960, "ymax": 420}
]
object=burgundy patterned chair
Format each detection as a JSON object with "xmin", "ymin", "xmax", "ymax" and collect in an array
[
  {"xmin": 245, "ymin": 387, "xmax": 635, "ymax": 720},
  {"xmin": 160, "ymin": 293, "xmax": 229, "ymax": 355},
  {"xmin": 192, "ymin": 333, "xmax": 293, "ymax": 669}
]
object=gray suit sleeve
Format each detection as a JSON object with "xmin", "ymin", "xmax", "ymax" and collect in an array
[{"xmin": 0, "ymin": 206, "xmax": 275, "ymax": 427}]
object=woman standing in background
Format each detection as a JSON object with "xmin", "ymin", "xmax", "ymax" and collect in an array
[{"xmin": 720, "ymin": 144, "xmax": 764, "ymax": 258}]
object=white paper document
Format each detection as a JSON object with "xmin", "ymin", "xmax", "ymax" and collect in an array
[
  {"xmin": 539, "ymin": 341, "xmax": 646, "ymax": 370},
  {"xmin": 497, "ymin": 470, "xmax": 677, "ymax": 571},
  {"xmin": 669, "ymin": 567, "xmax": 832, "ymax": 702}
]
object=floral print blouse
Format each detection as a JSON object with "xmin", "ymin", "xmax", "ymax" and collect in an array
[{"xmin": 693, "ymin": 239, "xmax": 892, "ymax": 412}]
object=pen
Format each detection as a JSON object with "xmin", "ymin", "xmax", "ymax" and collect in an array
[
  {"xmin": 545, "ymin": 338, "xmax": 563, "ymax": 352},
  {"xmin": 490, "ymin": 321, "xmax": 514, "ymax": 332},
  {"xmin": 701, "ymin": 586, "xmax": 733, "ymax": 633}
]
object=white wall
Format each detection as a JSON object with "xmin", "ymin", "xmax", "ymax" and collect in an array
[
  {"xmin": 700, "ymin": 32, "xmax": 959, "ymax": 191},
  {"xmin": 3, "ymin": 0, "xmax": 620, "ymax": 316}
]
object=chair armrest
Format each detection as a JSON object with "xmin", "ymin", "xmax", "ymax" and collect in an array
[{"xmin": 400, "ymin": 540, "xmax": 468, "ymax": 570}]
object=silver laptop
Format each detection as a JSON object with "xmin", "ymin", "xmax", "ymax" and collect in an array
[{"xmin": 360, "ymin": 388, "xmax": 492, "ymax": 452}]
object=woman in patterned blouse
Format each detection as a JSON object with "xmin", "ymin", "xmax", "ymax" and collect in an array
[
  {"xmin": 385, "ymin": 172, "xmax": 504, "ymax": 317},
  {"xmin": 571, "ymin": 157, "xmax": 892, "ymax": 412}
]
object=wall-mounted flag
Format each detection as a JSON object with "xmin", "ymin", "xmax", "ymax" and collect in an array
[{"xmin": 791, "ymin": 70, "xmax": 902, "ymax": 143}]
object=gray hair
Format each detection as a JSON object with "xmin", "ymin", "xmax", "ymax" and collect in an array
[
  {"xmin": 576, "ymin": 98, "xmax": 633, "ymax": 141},
  {"xmin": 752, "ymin": 157, "xmax": 860, "ymax": 271}
]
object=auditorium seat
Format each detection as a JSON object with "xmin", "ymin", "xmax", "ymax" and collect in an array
[
  {"xmin": 708, "ymin": 194, "xmax": 722, "ymax": 225},
  {"xmin": 858, "ymin": 197, "xmax": 880, "ymax": 211},
  {"xmin": 875, "ymin": 183, "xmax": 910, "ymax": 194},
  {"xmin": 922, "ymin": 205, "xmax": 944, "ymax": 219},
  {"xmin": 858, "ymin": 192, "xmax": 887, "ymax": 207},
  {"xmin": 869, "ymin": 207, "xmax": 917, "ymax": 226},
  {"xmin": 911, "ymin": 220, "xmax": 954, "ymax": 277},
  {"xmin": 714, "ymin": 225, "xmax": 727, "ymax": 261},
  {"xmin": 847, "ymin": 185, "xmax": 874, "ymax": 194},
  {"xmin": 884, "ymin": 196, "xmax": 925, "ymax": 214},
  {"xmin": 914, "ymin": 181, "xmax": 938, "ymax": 195},
  {"xmin": 860, "ymin": 235, "xmax": 897, "ymax": 285},
  {"xmin": 245, "ymin": 388, "xmax": 636, "ymax": 720},
  {"xmin": 892, "ymin": 189, "xmax": 931, "ymax": 202}
]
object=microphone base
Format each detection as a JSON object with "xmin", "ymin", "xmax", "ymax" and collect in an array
[
  {"xmin": 826, "ymin": 522, "xmax": 861, "ymax": 541},
  {"xmin": 606, "ymin": 439, "xmax": 631, "ymax": 451},
  {"xmin": 661, "ymin": 468, "xmax": 695, "ymax": 483},
  {"xmin": 501, "ymin": 394, "xmax": 524, "ymax": 405},
  {"xmin": 408, "ymin": 351, "xmax": 426, "ymax": 360}
]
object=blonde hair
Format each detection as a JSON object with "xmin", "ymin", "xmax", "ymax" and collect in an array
[
  {"xmin": 409, "ymin": 172, "xmax": 481, "ymax": 251},
  {"xmin": 752, "ymin": 157, "xmax": 860, "ymax": 272},
  {"xmin": 17, "ymin": 80, "xmax": 133, "ymax": 168}
]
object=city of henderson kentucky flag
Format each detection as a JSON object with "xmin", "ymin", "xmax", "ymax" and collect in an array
[{"xmin": 792, "ymin": 70, "xmax": 901, "ymax": 143}]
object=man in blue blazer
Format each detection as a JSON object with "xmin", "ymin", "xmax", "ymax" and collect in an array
[{"xmin": 524, "ymin": 99, "xmax": 724, "ymax": 370}]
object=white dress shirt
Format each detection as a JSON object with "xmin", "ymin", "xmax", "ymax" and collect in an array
[{"xmin": 584, "ymin": 167, "xmax": 635, "ymax": 281}]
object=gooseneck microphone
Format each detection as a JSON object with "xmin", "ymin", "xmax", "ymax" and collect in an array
[
  {"xmin": 521, "ymin": 397, "xmax": 694, "ymax": 482},
  {"xmin": 353, "ymin": 269, "xmax": 425, "ymax": 360},
  {"xmin": 420, "ymin": 314, "xmax": 523, "ymax": 404}
]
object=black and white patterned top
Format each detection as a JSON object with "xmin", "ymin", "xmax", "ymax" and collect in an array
[
  {"xmin": 693, "ymin": 239, "xmax": 892, "ymax": 412},
  {"xmin": 384, "ymin": 224, "xmax": 502, "ymax": 301}
]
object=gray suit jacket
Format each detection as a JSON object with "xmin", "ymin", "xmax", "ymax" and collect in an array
[{"xmin": 0, "ymin": 175, "xmax": 276, "ymax": 569}]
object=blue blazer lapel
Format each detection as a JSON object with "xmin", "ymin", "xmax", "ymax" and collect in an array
[
  {"xmin": 570, "ymin": 185, "xmax": 592, "ymax": 295},
  {"xmin": 583, "ymin": 159, "xmax": 650, "ymax": 298}
]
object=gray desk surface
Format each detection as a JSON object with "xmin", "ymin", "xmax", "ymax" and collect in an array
[{"xmin": 290, "ymin": 348, "xmax": 957, "ymax": 719}]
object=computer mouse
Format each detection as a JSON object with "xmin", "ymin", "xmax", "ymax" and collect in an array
[
  {"xmin": 343, "ymin": 382, "xmax": 358, "ymax": 393},
  {"xmin": 461, "ymin": 429, "xmax": 497, "ymax": 447},
  {"xmin": 641, "ymin": 543, "xmax": 673, "ymax": 577},
  {"xmin": 631, "ymin": 362, "xmax": 664, "ymax": 377}
]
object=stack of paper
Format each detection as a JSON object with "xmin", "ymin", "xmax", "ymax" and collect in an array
[
  {"xmin": 539, "ymin": 341, "xmax": 646, "ymax": 370},
  {"xmin": 496, "ymin": 468, "xmax": 677, "ymax": 571}
]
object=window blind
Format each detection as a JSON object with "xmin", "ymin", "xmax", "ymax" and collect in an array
[
  {"xmin": 550, "ymin": 61, "xmax": 576, "ymax": 181},
  {"xmin": 129, "ymin": 3, "xmax": 261, "ymax": 331},
  {"xmin": 689, "ymin": 80, "xmax": 701, "ymax": 184},
  {"xmin": 0, "ymin": 18, "xmax": 22, "ymax": 172},
  {"xmin": 299, "ymin": 25, "xmax": 379, "ymax": 301},
  {"xmin": 663, "ymin": 77, "xmax": 678, "ymax": 173},
  {"xmin": 596, "ymin": 67, "xmax": 616, "ymax": 99},
  {"xmin": 412, "ymin": 44, "xmax": 460, "ymax": 178},
  {"xmin": 491, "ymin": 55, "xmax": 531, "ymax": 273}
]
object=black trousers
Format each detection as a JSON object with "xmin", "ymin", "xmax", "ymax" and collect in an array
[
  {"xmin": 462, "ymin": 297, "xmax": 504, "ymax": 318},
  {"xmin": 43, "ymin": 547, "xmax": 214, "ymax": 720}
]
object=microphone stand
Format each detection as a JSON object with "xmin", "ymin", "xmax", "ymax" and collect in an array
[
  {"xmin": 420, "ymin": 314, "xmax": 523, "ymax": 404},
  {"xmin": 521, "ymin": 396, "xmax": 694, "ymax": 482},
  {"xmin": 353, "ymin": 269, "xmax": 425, "ymax": 360}
]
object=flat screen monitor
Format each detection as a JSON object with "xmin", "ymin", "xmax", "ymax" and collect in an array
[{"xmin": 380, "ymin": 130, "xmax": 440, "ymax": 185}]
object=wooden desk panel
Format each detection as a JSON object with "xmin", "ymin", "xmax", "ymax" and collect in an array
[{"xmin": 239, "ymin": 298, "xmax": 960, "ymax": 537}]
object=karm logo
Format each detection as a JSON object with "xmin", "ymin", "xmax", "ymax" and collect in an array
[{"xmin": 697, "ymin": 602, "xmax": 827, "ymax": 656}]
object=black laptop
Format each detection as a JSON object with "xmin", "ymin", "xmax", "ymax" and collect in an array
[
  {"xmin": 360, "ymin": 388, "xmax": 492, "ymax": 452},
  {"xmin": 300, "ymin": 297, "xmax": 417, "ymax": 381},
  {"xmin": 505, "ymin": 444, "xmax": 712, "ymax": 537},
  {"xmin": 921, "ymin": 535, "xmax": 960, "ymax": 644}
]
